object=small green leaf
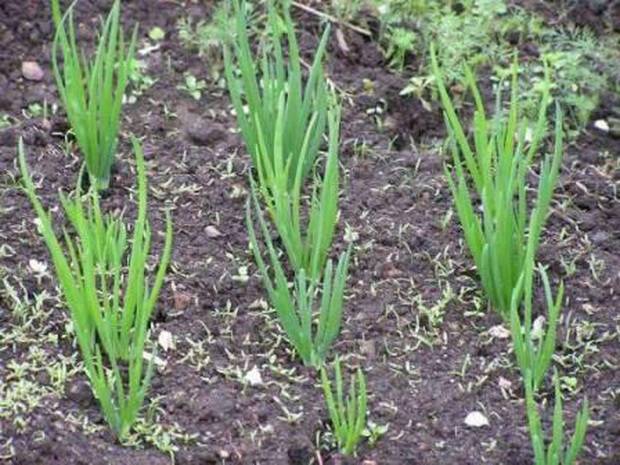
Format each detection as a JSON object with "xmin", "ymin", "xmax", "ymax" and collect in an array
[{"xmin": 148, "ymin": 26, "xmax": 165, "ymax": 41}]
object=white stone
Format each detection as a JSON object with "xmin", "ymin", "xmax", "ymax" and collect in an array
[
  {"xmin": 244, "ymin": 365, "xmax": 263, "ymax": 386},
  {"xmin": 464, "ymin": 411, "xmax": 489, "ymax": 427},
  {"xmin": 594, "ymin": 119, "xmax": 609, "ymax": 132},
  {"xmin": 205, "ymin": 225, "xmax": 222, "ymax": 238},
  {"xmin": 22, "ymin": 61, "xmax": 44, "ymax": 81},
  {"xmin": 29, "ymin": 258, "xmax": 47, "ymax": 274},
  {"xmin": 489, "ymin": 324, "xmax": 510, "ymax": 339},
  {"xmin": 158, "ymin": 330, "xmax": 175, "ymax": 351}
]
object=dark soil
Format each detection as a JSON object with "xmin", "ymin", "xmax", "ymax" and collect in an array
[
  {"xmin": 512, "ymin": 0, "xmax": 620, "ymax": 32},
  {"xmin": 1, "ymin": 1, "xmax": 619, "ymax": 465}
]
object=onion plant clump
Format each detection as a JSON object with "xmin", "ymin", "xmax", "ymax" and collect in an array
[
  {"xmin": 225, "ymin": 0, "xmax": 339, "ymax": 282},
  {"xmin": 523, "ymin": 371, "xmax": 589, "ymax": 465},
  {"xmin": 510, "ymin": 265, "xmax": 562, "ymax": 393},
  {"xmin": 510, "ymin": 244, "xmax": 588, "ymax": 464},
  {"xmin": 247, "ymin": 187, "xmax": 350, "ymax": 368},
  {"xmin": 224, "ymin": 0, "xmax": 330, "ymax": 189},
  {"xmin": 431, "ymin": 45, "xmax": 564, "ymax": 318},
  {"xmin": 51, "ymin": 0, "xmax": 137, "ymax": 191},
  {"xmin": 257, "ymin": 105, "xmax": 341, "ymax": 282},
  {"xmin": 228, "ymin": 0, "xmax": 347, "ymax": 367},
  {"xmin": 18, "ymin": 137, "xmax": 173, "ymax": 439},
  {"xmin": 320, "ymin": 357, "xmax": 367, "ymax": 456}
]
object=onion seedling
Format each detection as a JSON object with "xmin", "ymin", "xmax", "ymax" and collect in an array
[
  {"xmin": 523, "ymin": 370, "xmax": 589, "ymax": 465},
  {"xmin": 510, "ymin": 265, "xmax": 562, "ymax": 392},
  {"xmin": 510, "ymin": 251, "xmax": 588, "ymax": 464},
  {"xmin": 224, "ymin": 0, "xmax": 330, "ymax": 190},
  {"xmin": 320, "ymin": 357, "xmax": 367, "ymax": 456},
  {"xmin": 225, "ymin": 0, "xmax": 341, "ymax": 282},
  {"xmin": 431, "ymin": 44, "xmax": 563, "ymax": 318},
  {"xmin": 18, "ymin": 137, "xmax": 172, "ymax": 439},
  {"xmin": 256, "ymin": 105, "xmax": 341, "ymax": 282},
  {"xmin": 50, "ymin": 0, "xmax": 137, "ymax": 190},
  {"xmin": 247, "ymin": 186, "xmax": 350, "ymax": 368}
]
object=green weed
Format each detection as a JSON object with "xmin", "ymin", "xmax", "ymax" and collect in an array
[
  {"xmin": 177, "ymin": 2, "xmax": 232, "ymax": 80},
  {"xmin": 177, "ymin": 73, "xmax": 207, "ymax": 101}
]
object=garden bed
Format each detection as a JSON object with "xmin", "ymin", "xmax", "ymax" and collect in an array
[{"xmin": 0, "ymin": 1, "xmax": 619, "ymax": 464}]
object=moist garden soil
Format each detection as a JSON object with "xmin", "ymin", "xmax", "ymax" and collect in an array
[{"xmin": 1, "ymin": 1, "xmax": 619, "ymax": 464}]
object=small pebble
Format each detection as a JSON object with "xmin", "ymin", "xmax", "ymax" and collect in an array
[
  {"xmin": 21, "ymin": 61, "xmax": 44, "ymax": 81},
  {"xmin": 205, "ymin": 225, "xmax": 223, "ymax": 238},
  {"xmin": 593, "ymin": 119, "xmax": 610, "ymax": 132}
]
